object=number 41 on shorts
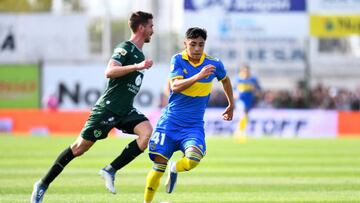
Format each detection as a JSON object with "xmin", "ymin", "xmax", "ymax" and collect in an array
[{"xmin": 150, "ymin": 132, "xmax": 165, "ymax": 146}]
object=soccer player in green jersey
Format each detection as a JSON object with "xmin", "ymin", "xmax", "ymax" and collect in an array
[{"xmin": 31, "ymin": 11, "xmax": 154, "ymax": 203}]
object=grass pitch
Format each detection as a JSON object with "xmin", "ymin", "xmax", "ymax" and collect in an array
[{"xmin": 1, "ymin": 135, "xmax": 360, "ymax": 203}]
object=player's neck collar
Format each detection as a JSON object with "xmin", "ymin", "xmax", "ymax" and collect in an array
[
  {"xmin": 181, "ymin": 50, "xmax": 206, "ymax": 67},
  {"xmin": 128, "ymin": 40, "xmax": 143, "ymax": 53}
]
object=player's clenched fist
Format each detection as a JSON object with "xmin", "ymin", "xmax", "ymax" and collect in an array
[
  {"xmin": 136, "ymin": 59, "xmax": 153, "ymax": 70},
  {"xmin": 197, "ymin": 64, "xmax": 215, "ymax": 80}
]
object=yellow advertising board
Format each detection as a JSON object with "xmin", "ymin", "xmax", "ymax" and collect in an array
[{"xmin": 310, "ymin": 15, "xmax": 360, "ymax": 37}]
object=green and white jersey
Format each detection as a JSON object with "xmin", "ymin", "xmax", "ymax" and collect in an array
[{"xmin": 95, "ymin": 41, "xmax": 146, "ymax": 115}]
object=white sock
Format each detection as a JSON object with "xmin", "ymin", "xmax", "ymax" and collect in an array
[{"xmin": 170, "ymin": 161, "xmax": 177, "ymax": 172}]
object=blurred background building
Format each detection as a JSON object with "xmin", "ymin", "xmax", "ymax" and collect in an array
[{"xmin": 0, "ymin": 0, "xmax": 359, "ymax": 111}]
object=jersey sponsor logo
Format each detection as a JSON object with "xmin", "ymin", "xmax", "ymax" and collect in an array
[
  {"xmin": 100, "ymin": 116, "xmax": 115, "ymax": 125},
  {"xmin": 93, "ymin": 129, "xmax": 102, "ymax": 138},
  {"xmin": 205, "ymin": 55, "xmax": 219, "ymax": 61},
  {"xmin": 127, "ymin": 83, "xmax": 140, "ymax": 94},
  {"xmin": 135, "ymin": 75, "xmax": 142, "ymax": 86},
  {"xmin": 149, "ymin": 142, "xmax": 156, "ymax": 150},
  {"xmin": 114, "ymin": 48, "xmax": 127, "ymax": 56}
]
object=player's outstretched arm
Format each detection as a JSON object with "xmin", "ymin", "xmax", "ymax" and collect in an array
[
  {"xmin": 171, "ymin": 64, "xmax": 215, "ymax": 93},
  {"xmin": 105, "ymin": 59, "xmax": 153, "ymax": 78},
  {"xmin": 221, "ymin": 76, "xmax": 234, "ymax": 121}
]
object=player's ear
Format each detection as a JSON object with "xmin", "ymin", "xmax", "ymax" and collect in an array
[{"xmin": 138, "ymin": 24, "xmax": 145, "ymax": 33}]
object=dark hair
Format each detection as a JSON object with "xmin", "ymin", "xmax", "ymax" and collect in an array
[
  {"xmin": 240, "ymin": 64, "xmax": 250, "ymax": 70},
  {"xmin": 129, "ymin": 11, "xmax": 153, "ymax": 32},
  {"xmin": 185, "ymin": 27, "xmax": 207, "ymax": 40}
]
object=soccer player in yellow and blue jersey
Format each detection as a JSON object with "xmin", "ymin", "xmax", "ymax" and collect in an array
[
  {"xmin": 234, "ymin": 65, "xmax": 261, "ymax": 141},
  {"xmin": 143, "ymin": 27, "xmax": 234, "ymax": 203}
]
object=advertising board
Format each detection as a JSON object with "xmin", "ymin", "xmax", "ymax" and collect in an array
[
  {"xmin": 309, "ymin": 0, "xmax": 360, "ymax": 14},
  {"xmin": 185, "ymin": 0, "xmax": 306, "ymax": 12},
  {"xmin": 42, "ymin": 63, "xmax": 169, "ymax": 110},
  {"xmin": 310, "ymin": 15, "xmax": 360, "ymax": 37},
  {"xmin": 0, "ymin": 64, "xmax": 40, "ymax": 108},
  {"xmin": 0, "ymin": 14, "xmax": 88, "ymax": 63},
  {"xmin": 204, "ymin": 108, "xmax": 338, "ymax": 138}
]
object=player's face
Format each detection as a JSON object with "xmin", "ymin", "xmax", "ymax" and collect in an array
[
  {"xmin": 142, "ymin": 19, "xmax": 154, "ymax": 43},
  {"xmin": 240, "ymin": 68, "xmax": 250, "ymax": 78},
  {"xmin": 184, "ymin": 37, "xmax": 205, "ymax": 61}
]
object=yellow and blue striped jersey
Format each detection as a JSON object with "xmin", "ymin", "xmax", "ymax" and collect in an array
[
  {"xmin": 157, "ymin": 50, "xmax": 227, "ymax": 128},
  {"xmin": 235, "ymin": 76, "xmax": 260, "ymax": 111}
]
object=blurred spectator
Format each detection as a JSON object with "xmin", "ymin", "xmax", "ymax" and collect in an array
[
  {"xmin": 208, "ymin": 89, "xmax": 228, "ymax": 107},
  {"xmin": 292, "ymin": 86, "xmax": 308, "ymax": 109},
  {"xmin": 257, "ymin": 90, "xmax": 275, "ymax": 108},
  {"xmin": 350, "ymin": 87, "xmax": 360, "ymax": 110},
  {"xmin": 205, "ymin": 83, "xmax": 360, "ymax": 111},
  {"xmin": 310, "ymin": 83, "xmax": 332, "ymax": 109},
  {"xmin": 44, "ymin": 93, "xmax": 59, "ymax": 111}
]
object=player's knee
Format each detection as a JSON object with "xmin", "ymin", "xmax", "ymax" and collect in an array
[
  {"xmin": 140, "ymin": 124, "xmax": 153, "ymax": 138},
  {"xmin": 137, "ymin": 136, "xmax": 150, "ymax": 150},
  {"xmin": 183, "ymin": 151, "xmax": 202, "ymax": 171},
  {"xmin": 137, "ymin": 130, "xmax": 153, "ymax": 151},
  {"xmin": 184, "ymin": 158, "xmax": 199, "ymax": 171},
  {"xmin": 70, "ymin": 137, "xmax": 94, "ymax": 156},
  {"xmin": 71, "ymin": 147, "xmax": 86, "ymax": 156},
  {"xmin": 71, "ymin": 145, "xmax": 89, "ymax": 157}
]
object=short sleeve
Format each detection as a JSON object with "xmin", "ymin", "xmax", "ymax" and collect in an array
[
  {"xmin": 169, "ymin": 55, "xmax": 184, "ymax": 80},
  {"xmin": 254, "ymin": 77, "xmax": 261, "ymax": 90},
  {"xmin": 111, "ymin": 44, "xmax": 129, "ymax": 65},
  {"xmin": 215, "ymin": 60, "xmax": 227, "ymax": 81}
]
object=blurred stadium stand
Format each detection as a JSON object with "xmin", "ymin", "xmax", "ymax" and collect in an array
[{"xmin": 0, "ymin": 0, "xmax": 359, "ymax": 136}]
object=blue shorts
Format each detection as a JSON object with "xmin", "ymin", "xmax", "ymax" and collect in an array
[
  {"xmin": 148, "ymin": 124, "xmax": 206, "ymax": 161},
  {"xmin": 237, "ymin": 99, "xmax": 254, "ymax": 113}
]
